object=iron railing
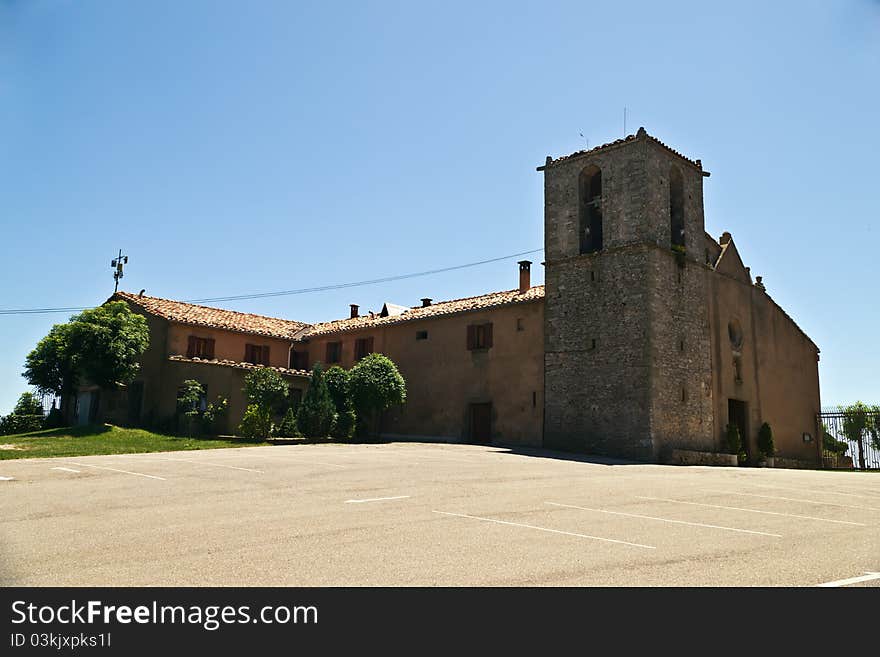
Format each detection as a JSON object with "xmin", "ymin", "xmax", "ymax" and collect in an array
[{"xmin": 819, "ymin": 407, "xmax": 880, "ymax": 470}]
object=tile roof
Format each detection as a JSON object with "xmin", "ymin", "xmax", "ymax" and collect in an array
[
  {"xmin": 538, "ymin": 127, "xmax": 704, "ymax": 172},
  {"xmin": 167, "ymin": 355, "xmax": 311, "ymax": 377},
  {"xmin": 113, "ymin": 291, "xmax": 311, "ymax": 340},
  {"xmin": 305, "ymin": 285, "xmax": 545, "ymax": 338}
]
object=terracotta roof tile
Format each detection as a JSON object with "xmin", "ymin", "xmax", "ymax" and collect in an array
[
  {"xmin": 539, "ymin": 127, "xmax": 703, "ymax": 171},
  {"xmin": 305, "ymin": 285, "xmax": 545, "ymax": 338},
  {"xmin": 114, "ymin": 291, "xmax": 311, "ymax": 340},
  {"xmin": 167, "ymin": 355, "xmax": 311, "ymax": 377}
]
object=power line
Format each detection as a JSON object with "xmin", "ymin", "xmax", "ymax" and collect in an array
[{"xmin": 0, "ymin": 247, "xmax": 544, "ymax": 316}]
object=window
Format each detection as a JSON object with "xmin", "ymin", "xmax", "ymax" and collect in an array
[
  {"xmin": 244, "ymin": 344, "xmax": 270, "ymax": 366},
  {"xmin": 516, "ymin": 318, "xmax": 524, "ymax": 332},
  {"xmin": 670, "ymin": 166, "xmax": 685, "ymax": 248},
  {"xmin": 326, "ymin": 341, "xmax": 342, "ymax": 364},
  {"xmin": 288, "ymin": 387, "xmax": 303, "ymax": 411},
  {"xmin": 186, "ymin": 336, "xmax": 215, "ymax": 359},
  {"xmin": 578, "ymin": 165, "xmax": 603, "ymax": 254},
  {"xmin": 289, "ymin": 349, "xmax": 309, "ymax": 370},
  {"xmin": 354, "ymin": 336, "xmax": 374, "ymax": 361},
  {"xmin": 416, "ymin": 330, "xmax": 428, "ymax": 341},
  {"xmin": 466, "ymin": 323, "xmax": 493, "ymax": 350}
]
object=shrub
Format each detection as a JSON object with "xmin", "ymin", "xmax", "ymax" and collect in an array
[
  {"xmin": 331, "ymin": 409, "xmax": 356, "ymax": 440},
  {"xmin": 757, "ymin": 422, "xmax": 774, "ymax": 458},
  {"xmin": 176, "ymin": 379, "xmax": 205, "ymax": 436},
  {"xmin": 238, "ymin": 404, "xmax": 273, "ymax": 440},
  {"xmin": 296, "ymin": 363, "xmax": 336, "ymax": 438},
  {"xmin": 13, "ymin": 392, "xmax": 44, "ymax": 417},
  {"xmin": 822, "ymin": 424, "xmax": 849, "ymax": 455},
  {"xmin": 243, "ymin": 368, "xmax": 289, "ymax": 416},
  {"xmin": 725, "ymin": 423, "xmax": 742, "ymax": 455},
  {"xmin": 43, "ymin": 406, "xmax": 65, "ymax": 429},
  {"xmin": 276, "ymin": 407, "xmax": 301, "ymax": 438},
  {"xmin": 349, "ymin": 353, "xmax": 406, "ymax": 437},
  {"xmin": 0, "ymin": 414, "xmax": 44, "ymax": 436},
  {"xmin": 202, "ymin": 396, "xmax": 229, "ymax": 435}
]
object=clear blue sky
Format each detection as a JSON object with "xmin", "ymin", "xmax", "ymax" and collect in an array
[{"xmin": 1, "ymin": 0, "xmax": 878, "ymax": 414}]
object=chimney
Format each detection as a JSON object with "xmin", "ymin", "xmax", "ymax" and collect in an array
[
  {"xmin": 350, "ymin": 304, "xmax": 359, "ymax": 319},
  {"xmin": 421, "ymin": 298, "xmax": 432, "ymax": 308},
  {"xmin": 518, "ymin": 260, "xmax": 532, "ymax": 293},
  {"xmin": 719, "ymin": 231, "xmax": 732, "ymax": 245}
]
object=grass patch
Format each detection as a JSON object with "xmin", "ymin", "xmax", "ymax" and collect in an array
[{"xmin": 0, "ymin": 424, "xmax": 269, "ymax": 460}]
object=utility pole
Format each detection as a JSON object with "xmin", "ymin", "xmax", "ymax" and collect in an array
[{"xmin": 111, "ymin": 249, "xmax": 129, "ymax": 293}]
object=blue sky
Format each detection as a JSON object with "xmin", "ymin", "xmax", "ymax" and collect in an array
[{"xmin": 1, "ymin": 0, "xmax": 878, "ymax": 414}]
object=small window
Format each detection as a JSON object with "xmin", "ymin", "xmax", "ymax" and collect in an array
[
  {"xmin": 679, "ymin": 339, "xmax": 685, "ymax": 352},
  {"xmin": 326, "ymin": 341, "xmax": 342, "ymax": 364},
  {"xmin": 288, "ymin": 387, "xmax": 303, "ymax": 411},
  {"xmin": 588, "ymin": 338, "xmax": 596, "ymax": 350},
  {"xmin": 289, "ymin": 349, "xmax": 308, "ymax": 370},
  {"xmin": 416, "ymin": 330, "xmax": 428, "ymax": 341},
  {"xmin": 186, "ymin": 336, "xmax": 215, "ymax": 359},
  {"xmin": 354, "ymin": 337, "xmax": 374, "ymax": 361},
  {"xmin": 466, "ymin": 323, "xmax": 493, "ymax": 350},
  {"xmin": 516, "ymin": 318, "xmax": 524, "ymax": 332},
  {"xmin": 681, "ymin": 386, "xmax": 687, "ymax": 403},
  {"xmin": 244, "ymin": 344, "xmax": 270, "ymax": 366}
]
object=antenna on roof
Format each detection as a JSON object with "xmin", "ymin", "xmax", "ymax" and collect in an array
[
  {"xmin": 623, "ymin": 107, "xmax": 627, "ymax": 136},
  {"xmin": 111, "ymin": 249, "xmax": 129, "ymax": 293},
  {"xmin": 579, "ymin": 132, "xmax": 589, "ymax": 149}
]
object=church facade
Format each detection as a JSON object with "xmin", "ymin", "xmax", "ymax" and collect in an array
[{"xmin": 88, "ymin": 129, "xmax": 821, "ymax": 465}]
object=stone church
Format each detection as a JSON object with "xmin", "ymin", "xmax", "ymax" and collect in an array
[{"xmin": 88, "ymin": 128, "xmax": 821, "ymax": 465}]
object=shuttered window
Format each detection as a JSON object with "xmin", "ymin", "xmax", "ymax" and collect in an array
[
  {"xmin": 466, "ymin": 323, "xmax": 493, "ymax": 350},
  {"xmin": 289, "ymin": 350, "xmax": 309, "ymax": 371},
  {"xmin": 326, "ymin": 342, "xmax": 342, "ymax": 364},
  {"xmin": 187, "ymin": 336, "xmax": 215, "ymax": 359},
  {"xmin": 354, "ymin": 337, "xmax": 374, "ymax": 361},
  {"xmin": 244, "ymin": 344, "xmax": 270, "ymax": 366}
]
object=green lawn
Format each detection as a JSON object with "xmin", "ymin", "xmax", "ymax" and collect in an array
[{"xmin": 0, "ymin": 424, "xmax": 269, "ymax": 460}]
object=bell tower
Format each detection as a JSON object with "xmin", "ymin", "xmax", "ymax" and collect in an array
[{"xmin": 540, "ymin": 127, "xmax": 715, "ymax": 460}]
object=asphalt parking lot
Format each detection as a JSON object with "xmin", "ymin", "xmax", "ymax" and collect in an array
[{"xmin": 1, "ymin": 442, "xmax": 878, "ymax": 586}]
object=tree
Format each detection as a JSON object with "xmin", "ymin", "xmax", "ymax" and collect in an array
[
  {"xmin": 23, "ymin": 301, "xmax": 149, "ymax": 419},
  {"xmin": 242, "ymin": 368, "xmax": 289, "ymax": 416},
  {"xmin": 349, "ymin": 353, "xmax": 406, "ymax": 437},
  {"xmin": 176, "ymin": 379, "xmax": 205, "ymax": 437},
  {"xmin": 276, "ymin": 407, "xmax": 300, "ymax": 438},
  {"xmin": 325, "ymin": 365, "xmax": 356, "ymax": 440},
  {"xmin": 757, "ymin": 422, "xmax": 774, "ymax": 458},
  {"xmin": 13, "ymin": 392, "xmax": 44, "ymax": 417},
  {"xmin": 238, "ymin": 404, "xmax": 273, "ymax": 439},
  {"xmin": 296, "ymin": 363, "xmax": 336, "ymax": 438},
  {"xmin": 840, "ymin": 402, "xmax": 879, "ymax": 470}
]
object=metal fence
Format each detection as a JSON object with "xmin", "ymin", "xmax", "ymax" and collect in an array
[{"xmin": 819, "ymin": 407, "xmax": 880, "ymax": 470}]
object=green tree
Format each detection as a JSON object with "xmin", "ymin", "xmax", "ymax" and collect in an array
[
  {"xmin": 202, "ymin": 396, "xmax": 229, "ymax": 435},
  {"xmin": 296, "ymin": 363, "xmax": 336, "ymax": 438},
  {"xmin": 349, "ymin": 353, "xmax": 406, "ymax": 437},
  {"xmin": 13, "ymin": 392, "xmax": 44, "ymax": 417},
  {"xmin": 242, "ymin": 367, "xmax": 289, "ymax": 416},
  {"xmin": 276, "ymin": 407, "xmax": 300, "ymax": 438},
  {"xmin": 23, "ymin": 301, "xmax": 149, "ymax": 419},
  {"xmin": 238, "ymin": 404, "xmax": 273, "ymax": 439},
  {"xmin": 840, "ymin": 402, "xmax": 880, "ymax": 470},
  {"xmin": 176, "ymin": 379, "xmax": 205, "ymax": 437},
  {"xmin": 325, "ymin": 365, "xmax": 356, "ymax": 440}
]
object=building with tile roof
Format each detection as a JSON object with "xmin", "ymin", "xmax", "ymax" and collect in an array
[{"xmin": 78, "ymin": 128, "xmax": 821, "ymax": 466}]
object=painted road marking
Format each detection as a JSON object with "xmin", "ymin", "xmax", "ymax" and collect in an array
[
  {"xmin": 432, "ymin": 510, "xmax": 656, "ymax": 550},
  {"xmin": 546, "ymin": 502, "xmax": 783, "ymax": 538},
  {"xmin": 0, "ymin": 476, "xmax": 14, "ymax": 481},
  {"xmin": 345, "ymin": 495, "xmax": 411, "ymax": 504},
  {"xmin": 62, "ymin": 462, "xmax": 166, "ymax": 481},
  {"xmin": 704, "ymin": 489, "xmax": 880, "ymax": 512},
  {"xmin": 148, "ymin": 457, "xmax": 263, "ymax": 473},
  {"xmin": 243, "ymin": 453, "xmax": 347, "ymax": 469},
  {"xmin": 636, "ymin": 496, "xmax": 866, "ymax": 526},
  {"xmin": 50, "ymin": 467, "xmax": 81, "ymax": 473},
  {"xmin": 816, "ymin": 572, "xmax": 880, "ymax": 587},
  {"xmin": 750, "ymin": 483, "xmax": 880, "ymax": 501}
]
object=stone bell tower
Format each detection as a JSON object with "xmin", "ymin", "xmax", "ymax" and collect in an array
[{"xmin": 540, "ymin": 127, "xmax": 715, "ymax": 461}]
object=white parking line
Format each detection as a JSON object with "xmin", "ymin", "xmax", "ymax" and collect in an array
[
  {"xmin": 0, "ymin": 475, "xmax": 14, "ymax": 481},
  {"xmin": 636, "ymin": 496, "xmax": 865, "ymax": 526},
  {"xmin": 50, "ymin": 467, "xmax": 81, "ymax": 473},
  {"xmin": 345, "ymin": 495, "xmax": 411, "ymax": 504},
  {"xmin": 816, "ymin": 572, "xmax": 880, "ymax": 587},
  {"xmin": 546, "ymin": 502, "xmax": 783, "ymax": 538},
  {"xmin": 704, "ymin": 489, "xmax": 880, "ymax": 512},
  {"xmin": 750, "ymin": 483, "xmax": 880, "ymax": 501},
  {"xmin": 62, "ymin": 462, "xmax": 166, "ymax": 481},
  {"xmin": 243, "ymin": 453, "xmax": 347, "ymax": 469},
  {"xmin": 145, "ymin": 457, "xmax": 263, "ymax": 473},
  {"xmin": 432, "ymin": 510, "xmax": 656, "ymax": 549}
]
